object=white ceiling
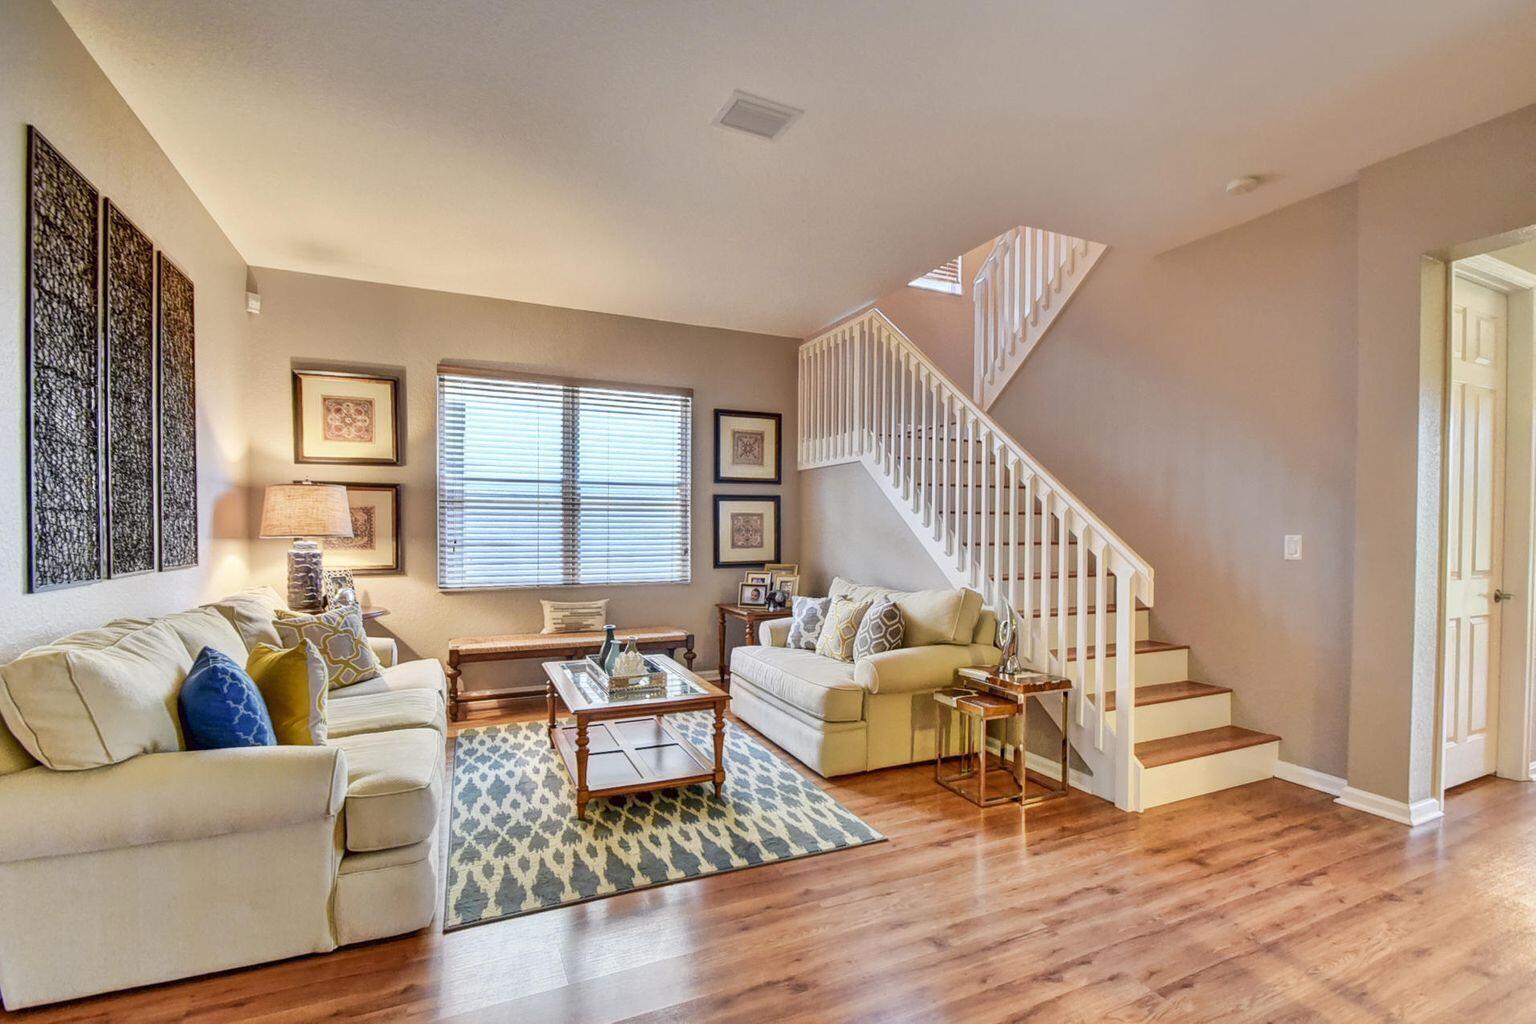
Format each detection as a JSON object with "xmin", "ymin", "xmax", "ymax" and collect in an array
[{"xmin": 53, "ymin": 0, "xmax": 1536, "ymax": 337}]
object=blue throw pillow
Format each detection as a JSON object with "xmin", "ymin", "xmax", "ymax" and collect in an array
[{"xmin": 179, "ymin": 647, "xmax": 277, "ymax": 750}]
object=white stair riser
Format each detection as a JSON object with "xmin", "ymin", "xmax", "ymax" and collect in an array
[
  {"xmin": 993, "ymin": 575, "xmax": 1101, "ymax": 606},
  {"xmin": 1031, "ymin": 609, "xmax": 1149, "ymax": 643},
  {"xmin": 1136, "ymin": 740, "xmax": 1279, "ymax": 809},
  {"xmin": 1067, "ymin": 647, "xmax": 1189, "ymax": 688},
  {"xmin": 1105, "ymin": 692, "xmax": 1231, "ymax": 743}
]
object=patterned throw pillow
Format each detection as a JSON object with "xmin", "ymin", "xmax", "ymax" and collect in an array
[
  {"xmin": 247, "ymin": 641, "xmax": 329, "ymax": 745},
  {"xmin": 178, "ymin": 647, "xmax": 277, "ymax": 750},
  {"xmin": 787, "ymin": 596, "xmax": 831, "ymax": 650},
  {"xmin": 853, "ymin": 598, "xmax": 905, "ymax": 661},
  {"xmin": 816, "ymin": 598, "xmax": 872, "ymax": 663},
  {"xmin": 540, "ymin": 599, "xmax": 609, "ymax": 634},
  {"xmin": 275, "ymin": 606, "xmax": 382, "ymax": 689}
]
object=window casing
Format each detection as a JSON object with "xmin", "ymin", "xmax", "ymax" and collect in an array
[{"xmin": 437, "ymin": 368, "xmax": 692, "ymax": 589}]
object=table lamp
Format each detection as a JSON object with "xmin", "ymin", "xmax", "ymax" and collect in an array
[{"xmin": 259, "ymin": 481, "xmax": 354, "ymax": 611}]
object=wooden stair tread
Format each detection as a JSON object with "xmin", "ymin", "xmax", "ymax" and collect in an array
[
  {"xmin": 1135, "ymin": 726, "xmax": 1281, "ymax": 768},
  {"xmin": 1101, "ymin": 680, "xmax": 1231, "ymax": 712},
  {"xmin": 1063, "ymin": 639, "xmax": 1187, "ymax": 662},
  {"xmin": 1030, "ymin": 603, "xmax": 1121, "ymax": 617}
]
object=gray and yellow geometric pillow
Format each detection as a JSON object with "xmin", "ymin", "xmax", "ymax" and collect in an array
[
  {"xmin": 853, "ymin": 598, "xmax": 904, "ymax": 661},
  {"xmin": 274, "ymin": 606, "xmax": 382, "ymax": 689},
  {"xmin": 787, "ymin": 596, "xmax": 830, "ymax": 650},
  {"xmin": 816, "ymin": 598, "xmax": 871, "ymax": 663}
]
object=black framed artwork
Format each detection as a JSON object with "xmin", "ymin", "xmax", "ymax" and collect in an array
[
  {"xmin": 713, "ymin": 494, "xmax": 781, "ymax": 567},
  {"xmin": 157, "ymin": 252, "xmax": 198, "ymax": 570},
  {"xmin": 292, "ymin": 369, "xmax": 401, "ymax": 465},
  {"xmin": 714, "ymin": 409, "xmax": 782, "ymax": 484},
  {"xmin": 25, "ymin": 127, "xmax": 103, "ymax": 592},
  {"xmin": 316, "ymin": 481, "xmax": 403, "ymax": 574},
  {"xmin": 103, "ymin": 199, "xmax": 157, "ymax": 578}
]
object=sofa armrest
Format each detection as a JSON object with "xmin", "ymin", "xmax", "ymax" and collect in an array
[
  {"xmin": 759, "ymin": 618, "xmax": 792, "ymax": 647},
  {"xmin": 0, "ymin": 745, "xmax": 347, "ymax": 864},
  {"xmin": 367, "ymin": 636, "xmax": 399, "ymax": 668},
  {"xmin": 854, "ymin": 643, "xmax": 1002, "ymax": 695}
]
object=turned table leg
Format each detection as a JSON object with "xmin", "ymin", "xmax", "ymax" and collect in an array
[
  {"xmin": 546, "ymin": 680, "xmax": 557, "ymax": 745},
  {"xmin": 712, "ymin": 701, "xmax": 726, "ymax": 798},
  {"xmin": 716, "ymin": 607, "xmax": 730, "ymax": 688},
  {"xmin": 446, "ymin": 653, "xmax": 462, "ymax": 722},
  {"xmin": 683, "ymin": 633, "xmax": 697, "ymax": 670},
  {"xmin": 575, "ymin": 718, "xmax": 590, "ymax": 821}
]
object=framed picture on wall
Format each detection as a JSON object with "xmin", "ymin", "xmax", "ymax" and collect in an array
[
  {"xmin": 713, "ymin": 494, "xmax": 781, "ymax": 567},
  {"xmin": 318, "ymin": 482, "xmax": 402, "ymax": 574},
  {"xmin": 293, "ymin": 370, "xmax": 401, "ymax": 465},
  {"xmin": 714, "ymin": 409, "xmax": 782, "ymax": 484}
]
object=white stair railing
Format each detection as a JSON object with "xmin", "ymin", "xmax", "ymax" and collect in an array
[
  {"xmin": 973, "ymin": 227, "xmax": 1106, "ymax": 409},
  {"xmin": 800, "ymin": 309, "xmax": 1153, "ymax": 810}
]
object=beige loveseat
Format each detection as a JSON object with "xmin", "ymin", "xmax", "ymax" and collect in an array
[
  {"xmin": 729, "ymin": 577, "xmax": 1001, "ymax": 777},
  {"xmin": 0, "ymin": 588, "xmax": 445, "ymax": 1009}
]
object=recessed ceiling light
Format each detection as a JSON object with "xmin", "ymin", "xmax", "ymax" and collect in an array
[
  {"xmin": 713, "ymin": 90, "xmax": 803, "ymax": 141},
  {"xmin": 1225, "ymin": 175, "xmax": 1262, "ymax": 196}
]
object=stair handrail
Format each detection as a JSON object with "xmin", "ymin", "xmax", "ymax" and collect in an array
[{"xmin": 808, "ymin": 308, "xmax": 1154, "ymax": 600}]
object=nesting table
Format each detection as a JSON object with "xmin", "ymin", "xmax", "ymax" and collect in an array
[{"xmin": 935, "ymin": 667, "xmax": 1073, "ymax": 808}]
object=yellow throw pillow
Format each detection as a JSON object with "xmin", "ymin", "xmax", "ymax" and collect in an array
[
  {"xmin": 274, "ymin": 606, "xmax": 382, "ymax": 689},
  {"xmin": 815, "ymin": 598, "xmax": 872, "ymax": 663},
  {"xmin": 247, "ymin": 641, "xmax": 329, "ymax": 745}
]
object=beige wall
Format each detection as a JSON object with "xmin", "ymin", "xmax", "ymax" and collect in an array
[
  {"xmin": 0, "ymin": 0, "xmax": 251, "ymax": 661},
  {"xmin": 983, "ymin": 187, "xmax": 1361, "ymax": 778},
  {"xmin": 246, "ymin": 269, "xmax": 799, "ymax": 692},
  {"xmin": 800, "ymin": 463, "xmax": 951, "ymax": 596},
  {"xmin": 1347, "ymin": 103, "xmax": 1536, "ymax": 804}
]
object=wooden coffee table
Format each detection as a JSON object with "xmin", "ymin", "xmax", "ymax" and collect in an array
[{"xmin": 543, "ymin": 654, "xmax": 730, "ymax": 820}]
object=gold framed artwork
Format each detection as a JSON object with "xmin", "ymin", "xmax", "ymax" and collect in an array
[
  {"xmin": 318, "ymin": 482, "xmax": 402, "ymax": 574},
  {"xmin": 713, "ymin": 495, "xmax": 780, "ymax": 567},
  {"xmin": 293, "ymin": 370, "xmax": 400, "ymax": 465},
  {"xmin": 714, "ymin": 409, "xmax": 782, "ymax": 484}
]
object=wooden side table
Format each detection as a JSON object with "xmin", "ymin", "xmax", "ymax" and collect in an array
[
  {"xmin": 936, "ymin": 668, "xmax": 1074, "ymax": 808},
  {"xmin": 715, "ymin": 603, "xmax": 792, "ymax": 689}
]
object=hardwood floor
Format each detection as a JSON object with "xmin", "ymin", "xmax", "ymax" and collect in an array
[{"xmin": 7, "ymin": 702, "xmax": 1536, "ymax": 1023}]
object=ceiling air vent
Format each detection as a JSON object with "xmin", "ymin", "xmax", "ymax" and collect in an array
[{"xmin": 713, "ymin": 91, "xmax": 803, "ymax": 141}]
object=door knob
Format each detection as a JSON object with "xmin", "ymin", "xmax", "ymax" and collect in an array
[{"xmin": 1494, "ymin": 589, "xmax": 1515, "ymax": 603}]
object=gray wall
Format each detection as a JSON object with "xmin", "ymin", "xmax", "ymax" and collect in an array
[
  {"xmin": 800, "ymin": 463, "xmax": 950, "ymax": 596},
  {"xmin": 246, "ymin": 269, "xmax": 800, "ymax": 692},
  {"xmin": 0, "ymin": 0, "xmax": 252, "ymax": 660}
]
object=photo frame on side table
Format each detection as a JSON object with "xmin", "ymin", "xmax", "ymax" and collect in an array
[
  {"xmin": 714, "ymin": 409, "xmax": 782, "ymax": 484},
  {"xmin": 738, "ymin": 582, "xmax": 769, "ymax": 607},
  {"xmin": 317, "ymin": 482, "xmax": 402, "ymax": 574},
  {"xmin": 714, "ymin": 495, "xmax": 780, "ymax": 567},
  {"xmin": 293, "ymin": 370, "xmax": 401, "ymax": 465}
]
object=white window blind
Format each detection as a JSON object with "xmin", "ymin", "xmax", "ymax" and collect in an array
[
  {"xmin": 437, "ymin": 369, "xmax": 692, "ymax": 589},
  {"xmin": 909, "ymin": 256, "xmax": 962, "ymax": 294}
]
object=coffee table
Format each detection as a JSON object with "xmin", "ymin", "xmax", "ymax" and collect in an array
[{"xmin": 542, "ymin": 654, "xmax": 730, "ymax": 820}]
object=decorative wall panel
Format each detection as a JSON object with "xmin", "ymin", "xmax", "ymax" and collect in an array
[
  {"xmin": 103, "ymin": 200, "xmax": 156, "ymax": 577},
  {"xmin": 25, "ymin": 127, "xmax": 102, "ymax": 592},
  {"xmin": 156, "ymin": 253, "xmax": 198, "ymax": 570}
]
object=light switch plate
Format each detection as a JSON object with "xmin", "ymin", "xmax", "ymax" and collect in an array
[{"xmin": 1284, "ymin": 535, "xmax": 1303, "ymax": 560}]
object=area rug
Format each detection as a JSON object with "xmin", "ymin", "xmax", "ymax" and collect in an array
[{"xmin": 444, "ymin": 713, "xmax": 885, "ymax": 930}]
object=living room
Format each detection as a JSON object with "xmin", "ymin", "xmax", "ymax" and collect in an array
[{"xmin": 5, "ymin": 1, "xmax": 1536, "ymax": 1021}]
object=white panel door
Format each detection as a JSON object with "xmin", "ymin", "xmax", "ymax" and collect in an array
[{"xmin": 1444, "ymin": 276, "xmax": 1508, "ymax": 789}]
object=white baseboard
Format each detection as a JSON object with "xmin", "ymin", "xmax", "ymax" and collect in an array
[
  {"xmin": 1335, "ymin": 786, "xmax": 1444, "ymax": 826},
  {"xmin": 1020, "ymin": 749, "xmax": 1098, "ymax": 795},
  {"xmin": 1273, "ymin": 760, "xmax": 1346, "ymax": 797}
]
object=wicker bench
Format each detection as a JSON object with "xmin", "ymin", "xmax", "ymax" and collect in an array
[{"xmin": 446, "ymin": 626, "xmax": 696, "ymax": 720}]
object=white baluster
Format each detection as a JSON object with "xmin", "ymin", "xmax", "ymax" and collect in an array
[
  {"xmin": 1037, "ymin": 486, "xmax": 1052, "ymax": 667},
  {"xmin": 1019, "ymin": 468, "xmax": 1033, "ymax": 661},
  {"xmin": 1056, "ymin": 502, "xmax": 1070, "ymax": 671},
  {"xmin": 1114, "ymin": 560, "xmax": 1137, "ymax": 811},
  {"xmin": 1075, "ymin": 521, "xmax": 1088, "ymax": 722},
  {"xmin": 1094, "ymin": 537, "xmax": 1109, "ymax": 748}
]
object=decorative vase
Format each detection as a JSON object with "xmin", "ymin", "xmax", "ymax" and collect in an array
[
  {"xmin": 597, "ymin": 625, "xmax": 619, "ymax": 674},
  {"xmin": 613, "ymin": 638, "xmax": 645, "ymax": 678}
]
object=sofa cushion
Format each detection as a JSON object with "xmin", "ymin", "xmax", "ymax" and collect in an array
[
  {"xmin": 332, "ymin": 727, "xmax": 442, "ymax": 852},
  {"xmin": 816, "ymin": 598, "xmax": 871, "ymax": 663},
  {"xmin": 205, "ymin": 587, "xmax": 287, "ymax": 650},
  {"xmin": 158, "ymin": 607, "xmax": 249, "ymax": 664},
  {"xmin": 729, "ymin": 646, "xmax": 863, "ymax": 723},
  {"xmin": 275, "ymin": 607, "xmax": 382, "ymax": 689},
  {"xmin": 248, "ymin": 641, "xmax": 329, "ymax": 745},
  {"xmin": 895, "ymin": 588, "xmax": 983, "ymax": 647},
  {"xmin": 0, "ymin": 619, "xmax": 192, "ymax": 770},
  {"xmin": 178, "ymin": 648, "xmax": 278, "ymax": 750},
  {"xmin": 328, "ymin": 690, "xmax": 446, "ymax": 739},
  {"xmin": 332, "ymin": 658, "xmax": 447, "ymax": 701}
]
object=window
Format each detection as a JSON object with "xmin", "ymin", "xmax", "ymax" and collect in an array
[
  {"xmin": 437, "ymin": 367, "xmax": 692, "ymax": 589},
  {"xmin": 908, "ymin": 256, "xmax": 962, "ymax": 295}
]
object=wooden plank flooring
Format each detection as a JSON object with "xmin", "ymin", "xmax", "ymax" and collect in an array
[{"xmin": 6, "ymin": 701, "xmax": 1536, "ymax": 1023}]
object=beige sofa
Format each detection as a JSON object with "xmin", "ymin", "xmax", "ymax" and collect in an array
[
  {"xmin": 0, "ymin": 588, "xmax": 445, "ymax": 1009},
  {"xmin": 729, "ymin": 577, "xmax": 1001, "ymax": 776}
]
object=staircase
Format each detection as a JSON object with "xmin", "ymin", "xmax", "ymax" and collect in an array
[
  {"xmin": 798, "ymin": 308, "xmax": 1278, "ymax": 811},
  {"xmin": 973, "ymin": 226, "xmax": 1106, "ymax": 410}
]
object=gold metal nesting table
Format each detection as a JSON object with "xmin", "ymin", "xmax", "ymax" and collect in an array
[{"xmin": 934, "ymin": 667, "xmax": 1073, "ymax": 808}]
